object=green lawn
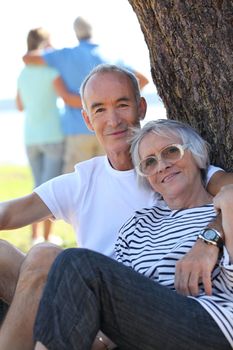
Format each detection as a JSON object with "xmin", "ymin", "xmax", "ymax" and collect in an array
[{"xmin": 0, "ymin": 165, "xmax": 76, "ymax": 252}]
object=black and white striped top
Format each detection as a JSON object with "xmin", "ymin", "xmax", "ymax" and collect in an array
[{"xmin": 115, "ymin": 204, "xmax": 233, "ymax": 347}]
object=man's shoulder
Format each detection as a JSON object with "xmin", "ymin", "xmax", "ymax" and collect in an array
[
  {"xmin": 75, "ymin": 156, "xmax": 106, "ymax": 173},
  {"xmin": 43, "ymin": 46, "xmax": 74, "ymax": 60}
]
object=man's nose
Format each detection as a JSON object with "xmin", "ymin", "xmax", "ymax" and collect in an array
[{"xmin": 108, "ymin": 110, "xmax": 120, "ymax": 127}]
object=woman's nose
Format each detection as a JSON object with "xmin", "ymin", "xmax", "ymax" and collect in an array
[{"xmin": 156, "ymin": 158, "xmax": 171, "ymax": 173}]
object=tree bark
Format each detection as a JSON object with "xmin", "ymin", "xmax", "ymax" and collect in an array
[{"xmin": 128, "ymin": 0, "xmax": 233, "ymax": 171}]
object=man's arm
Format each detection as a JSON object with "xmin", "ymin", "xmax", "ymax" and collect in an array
[
  {"xmin": 22, "ymin": 51, "xmax": 46, "ymax": 65},
  {"xmin": 207, "ymin": 170, "xmax": 233, "ymax": 196},
  {"xmin": 214, "ymin": 184, "xmax": 233, "ymax": 262},
  {"xmin": 53, "ymin": 77, "xmax": 82, "ymax": 109},
  {"xmin": 23, "ymin": 51, "xmax": 82, "ymax": 109},
  {"xmin": 175, "ymin": 170, "xmax": 233, "ymax": 296},
  {"xmin": 0, "ymin": 193, "xmax": 52, "ymax": 230},
  {"xmin": 134, "ymin": 71, "xmax": 149, "ymax": 90}
]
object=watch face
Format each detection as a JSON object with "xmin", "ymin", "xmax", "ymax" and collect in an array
[
  {"xmin": 199, "ymin": 228, "xmax": 223, "ymax": 249},
  {"xmin": 204, "ymin": 229, "xmax": 216, "ymax": 240}
]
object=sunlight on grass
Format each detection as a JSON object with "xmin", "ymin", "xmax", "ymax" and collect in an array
[{"xmin": 0, "ymin": 165, "xmax": 76, "ymax": 252}]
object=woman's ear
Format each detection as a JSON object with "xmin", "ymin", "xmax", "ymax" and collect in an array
[{"xmin": 82, "ymin": 109, "xmax": 94, "ymax": 131}]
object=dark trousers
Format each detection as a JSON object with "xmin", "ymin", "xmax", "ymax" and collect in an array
[
  {"xmin": 0, "ymin": 299, "xmax": 8, "ymax": 325},
  {"xmin": 34, "ymin": 248, "xmax": 230, "ymax": 350}
]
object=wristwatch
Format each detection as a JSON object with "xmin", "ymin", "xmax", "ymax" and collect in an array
[{"xmin": 198, "ymin": 228, "xmax": 224, "ymax": 248}]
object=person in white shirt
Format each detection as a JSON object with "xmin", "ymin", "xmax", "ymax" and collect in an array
[{"xmin": 0, "ymin": 65, "xmax": 232, "ymax": 350}]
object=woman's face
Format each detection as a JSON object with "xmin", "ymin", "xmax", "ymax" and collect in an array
[{"xmin": 138, "ymin": 132, "xmax": 201, "ymax": 203}]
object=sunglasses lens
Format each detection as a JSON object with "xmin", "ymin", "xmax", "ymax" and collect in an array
[
  {"xmin": 140, "ymin": 157, "xmax": 157, "ymax": 176},
  {"xmin": 138, "ymin": 144, "xmax": 185, "ymax": 176},
  {"xmin": 161, "ymin": 145, "xmax": 182, "ymax": 161}
]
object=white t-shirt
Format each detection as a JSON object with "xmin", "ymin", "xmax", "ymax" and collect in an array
[{"xmin": 34, "ymin": 155, "xmax": 221, "ymax": 258}]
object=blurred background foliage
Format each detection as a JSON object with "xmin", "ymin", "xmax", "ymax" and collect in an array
[{"xmin": 0, "ymin": 165, "xmax": 76, "ymax": 252}]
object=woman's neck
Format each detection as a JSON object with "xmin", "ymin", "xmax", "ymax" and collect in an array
[{"xmin": 165, "ymin": 185, "xmax": 213, "ymax": 210}]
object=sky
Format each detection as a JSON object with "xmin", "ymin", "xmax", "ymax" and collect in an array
[
  {"xmin": 0, "ymin": 0, "xmax": 166, "ymax": 164},
  {"xmin": 0, "ymin": 0, "xmax": 154, "ymax": 99}
]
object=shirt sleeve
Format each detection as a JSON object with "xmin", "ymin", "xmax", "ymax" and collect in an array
[
  {"xmin": 206, "ymin": 165, "xmax": 223, "ymax": 185},
  {"xmin": 42, "ymin": 48, "xmax": 66, "ymax": 70},
  {"xmin": 34, "ymin": 172, "xmax": 81, "ymax": 224}
]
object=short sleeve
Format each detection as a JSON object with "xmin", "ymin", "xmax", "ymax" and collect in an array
[{"xmin": 206, "ymin": 165, "xmax": 223, "ymax": 185}]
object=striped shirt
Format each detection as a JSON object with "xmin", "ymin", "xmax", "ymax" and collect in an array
[{"xmin": 115, "ymin": 204, "xmax": 233, "ymax": 347}]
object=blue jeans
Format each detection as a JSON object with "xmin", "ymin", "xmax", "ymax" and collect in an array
[
  {"xmin": 34, "ymin": 249, "xmax": 230, "ymax": 350},
  {"xmin": 26, "ymin": 143, "xmax": 64, "ymax": 187}
]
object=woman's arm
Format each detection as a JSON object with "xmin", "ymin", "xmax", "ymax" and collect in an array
[
  {"xmin": 53, "ymin": 77, "xmax": 82, "ymax": 108},
  {"xmin": 16, "ymin": 91, "xmax": 24, "ymax": 111}
]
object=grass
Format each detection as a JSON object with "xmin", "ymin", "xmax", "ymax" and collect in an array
[{"xmin": 0, "ymin": 165, "xmax": 76, "ymax": 252}]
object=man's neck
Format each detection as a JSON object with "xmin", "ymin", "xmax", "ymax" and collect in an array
[{"xmin": 107, "ymin": 150, "xmax": 134, "ymax": 171}]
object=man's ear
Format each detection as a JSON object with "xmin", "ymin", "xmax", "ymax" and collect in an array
[
  {"xmin": 139, "ymin": 97, "xmax": 147, "ymax": 121},
  {"xmin": 82, "ymin": 109, "xmax": 94, "ymax": 131}
]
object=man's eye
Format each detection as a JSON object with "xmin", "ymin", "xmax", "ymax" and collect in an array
[
  {"xmin": 95, "ymin": 108, "xmax": 104, "ymax": 114},
  {"xmin": 118, "ymin": 103, "xmax": 128, "ymax": 108}
]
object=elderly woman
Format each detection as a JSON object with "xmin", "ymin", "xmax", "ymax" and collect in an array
[{"xmin": 34, "ymin": 120, "xmax": 233, "ymax": 350}]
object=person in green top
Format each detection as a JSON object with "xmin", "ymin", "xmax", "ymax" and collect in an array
[{"xmin": 16, "ymin": 27, "xmax": 82, "ymax": 245}]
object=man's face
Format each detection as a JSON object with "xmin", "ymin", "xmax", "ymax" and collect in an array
[{"xmin": 82, "ymin": 71, "xmax": 146, "ymax": 154}]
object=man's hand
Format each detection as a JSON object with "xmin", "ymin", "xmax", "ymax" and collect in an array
[
  {"xmin": 22, "ymin": 51, "xmax": 45, "ymax": 65},
  {"xmin": 91, "ymin": 331, "xmax": 117, "ymax": 350},
  {"xmin": 91, "ymin": 337, "xmax": 108, "ymax": 350},
  {"xmin": 175, "ymin": 238, "xmax": 219, "ymax": 296},
  {"xmin": 214, "ymin": 185, "xmax": 233, "ymax": 261}
]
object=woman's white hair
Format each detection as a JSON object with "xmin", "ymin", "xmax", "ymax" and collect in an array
[{"xmin": 130, "ymin": 119, "xmax": 210, "ymax": 187}]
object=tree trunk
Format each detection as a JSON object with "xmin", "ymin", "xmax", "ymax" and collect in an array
[{"xmin": 128, "ymin": 0, "xmax": 233, "ymax": 171}]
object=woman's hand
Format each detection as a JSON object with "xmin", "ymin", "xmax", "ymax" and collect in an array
[{"xmin": 175, "ymin": 238, "xmax": 218, "ymax": 296}]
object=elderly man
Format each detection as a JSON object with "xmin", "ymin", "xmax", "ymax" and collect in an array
[{"xmin": 0, "ymin": 64, "xmax": 232, "ymax": 350}]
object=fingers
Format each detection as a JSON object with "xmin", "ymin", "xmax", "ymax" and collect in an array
[
  {"xmin": 175, "ymin": 260, "xmax": 201, "ymax": 296},
  {"xmin": 175, "ymin": 261, "xmax": 212, "ymax": 296},
  {"xmin": 175, "ymin": 239, "xmax": 218, "ymax": 296},
  {"xmin": 202, "ymin": 271, "xmax": 213, "ymax": 296}
]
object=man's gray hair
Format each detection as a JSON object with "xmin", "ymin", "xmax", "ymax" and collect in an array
[
  {"xmin": 73, "ymin": 17, "xmax": 92, "ymax": 40},
  {"xmin": 80, "ymin": 64, "xmax": 141, "ymax": 112},
  {"xmin": 130, "ymin": 119, "xmax": 210, "ymax": 186}
]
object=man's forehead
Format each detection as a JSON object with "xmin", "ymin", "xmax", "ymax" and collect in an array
[
  {"xmin": 86, "ymin": 71, "xmax": 130, "ymax": 89},
  {"xmin": 84, "ymin": 71, "xmax": 133, "ymax": 101}
]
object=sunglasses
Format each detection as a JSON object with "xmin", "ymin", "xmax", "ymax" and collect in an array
[{"xmin": 136, "ymin": 143, "xmax": 189, "ymax": 177}]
